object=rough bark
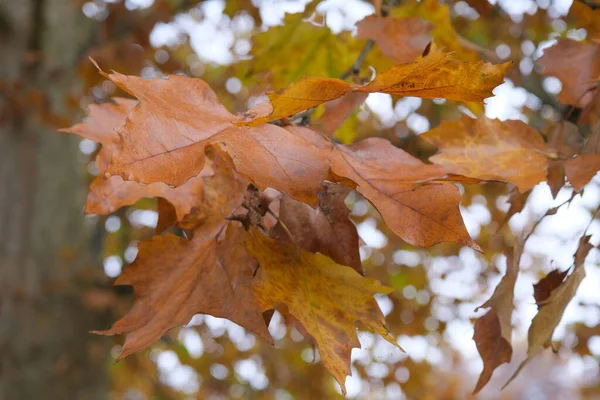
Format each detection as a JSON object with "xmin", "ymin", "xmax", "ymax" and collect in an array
[{"xmin": 0, "ymin": 1, "xmax": 111, "ymax": 399}]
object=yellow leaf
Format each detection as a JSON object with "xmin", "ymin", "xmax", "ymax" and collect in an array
[
  {"xmin": 245, "ymin": 230, "xmax": 400, "ymax": 394},
  {"xmin": 357, "ymin": 44, "xmax": 513, "ymax": 103},
  {"xmin": 390, "ymin": 0, "xmax": 479, "ymax": 60}
]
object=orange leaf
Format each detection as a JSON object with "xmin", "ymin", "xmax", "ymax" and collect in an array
[
  {"xmin": 94, "ymin": 224, "xmax": 272, "ymax": 360},
  {"xmin": 245, "ymin": 229, "xmax": 399, "ymax": 395},
  {"xmin": 422, "ymin": 115, "xmax": 549, "ymax": 192},
  {"xmin": 60, "ymin": 97, "xmax": 137, "ymax": 171},
  {"xmin": 356, "ymin": 16, "xmax": 432, "ymax": 64},
  {"xmin": 569, "ymin": 1, "xmax": 600, "ymax": 40},
  {"xmin": 96, "ymin": 69, "xmax": 330, "ymax": 205},
  {"xmin": 328, "ymin": 136, "xmax": 480, "ymax": 250},
  {"xmin": 472, "ymin": 243, "xmax": 521, "ymax": 393},
  {"xmin": 241, "ymin": 78, "xmax": 351, "ymax": 126},
  {"xmin": 538, "ymin": 38, "xmax": 600, "ymax": 107},
  {"xmin": 564, "ymin": 154, "xmax": 600, "ymax": 191},
  {"xmin": 357, "ymin": 44, "xmax": 512, "ymax": 102},
  {"xmin": 313, "ymin": 92, "xmax": 368, "ymax": 136}
]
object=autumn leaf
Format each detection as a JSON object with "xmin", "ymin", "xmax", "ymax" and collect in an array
[
  {"xmin": 270, "ymin": 182, "xmax": 363, "ymax": 275},
  {"xmin": 97, "ymin": 67, "xmax": 330, "ymax": 205},
  {"xmin": 60, "ymin": 97, "xmax": 137, "ymax": 171},
  {"xmin": 94, "ymin": 223, "xmax": 272, "ymax": 360},
  {"xmin": 569, "ymin": 1, "xmax": 600, "ymax": 40},
  {"xmin": 61, "ymin": 97, "xmax": 214, "ymax": 219},
  {"xmin": 421, "ymin": 115, "xmax": 549, "ymax": 192},
  {"xmin": 241, "ymin": 44, "xmax": 511, "ymax": 125},
  {"xmin": 312, "ymin": 92, "xmax": 368, "ymax": 137},
  {"xmin": 544, "ymin": 122, "xmax": 583, "ymax": 197},
  {"xmin": 238, "ymin": 5, "xmax": 361, "ymax": 88},
  {"xmin": 564, "ymin": 154, "xmax": 600, "ymax": 191},
  {"xmin": 356, "ymin": 15, "xmax": 432, "ymax": 64},
  {"xmin": 538, "ymin": 38, "xmax": 600, "ymax": 107},
  {"xmin": 472, "ymin": 242, "xmax": 522, "ymax": 393},
  {"xmin": 241, "ymin": 78, "xmax": 351, "ymax": 126},
  {"xmin": 357, "ymin": 44, "xmax": 512, "ymax": 103},
  {"xmin": 327, "ymin": 135, "xmax": 480, "ymax": 250},
  {"xmin": 390, "ymin": 0, "xmax": 480, "ymax": 60},
  {"xmin": 245, "ymin": 229, "xmax": 399, "ymax": 394},
  {"xmin": 504, "ymin": 235, "xmax": 593, "ymax": 388}
]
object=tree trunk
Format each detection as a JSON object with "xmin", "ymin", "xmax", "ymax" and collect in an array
[{"xmin": 0, "ymin": 1, "xmax": 111, "ymax": 399}]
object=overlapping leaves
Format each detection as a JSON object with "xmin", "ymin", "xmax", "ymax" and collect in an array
[{"xmin": 64, "ymin": 23, "xmax": 600, "ymax": 392}]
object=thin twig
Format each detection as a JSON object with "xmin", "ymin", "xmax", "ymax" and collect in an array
[{"xmin": 524, "ymin": 192, "xmax": 578, "ymax": 243}]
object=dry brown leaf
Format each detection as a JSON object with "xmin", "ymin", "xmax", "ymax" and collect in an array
[
  {"xmin": 60, "ymin": 97, "xmax": 137, "ymax": 171},
  {"xmin": 504, "ymin": 235, "xmax": 593, "ymax": 388},
  {"xmin": 422, "ymin": 116, "xmax": 549, "ymax": 192},
  {"xmin": 356, "ymin": 16, "xmax": 432, "ymax": 64},
  {"xmin": 313, "ymin": 92, "xmax": 368, "ymax": 136},
  {"xmin": 240, "ymin": 44, "xmax": 511, "ymax": 125},
  {"xmin": 245, "ymin": 229, "xmax": 399, "ymax": 395},
  {"xmin": 538, "ymin": 38, "xmax": 600, "ymax": 107},
  {"xmin": 328, "ymin": 136, "xmax": 481, "ymax": 250},
  {"xmin": 94, "ymin": 223, "xmax": 272, "ymax": 360},
  {"xmin": 61, "ymin": 97, "xmax": 212, "ymax": 220},
  {"xmin": 96, "ymin": 69, "xmax": 330, "ymax": 205},
  {"xmin": 564, "ymin": 154, "xmax": 600, "ymax": 191},
  {"xmin": 472, "ymin": 242, "xmax": 521, "ymax": 393},
  {"xmin": 271, "ymin": 182, "xmax": 363, "ymax": 275}
]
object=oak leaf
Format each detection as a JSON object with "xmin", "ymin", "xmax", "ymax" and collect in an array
[
  {"xmin": 563, "ymin": 154, "xmax": 600, "ymax": 191},
  {"xmin": 421, "ymin": 116, "xmax": 549, "ymax": 192},
  {"xmin": 328, "ymin": 136, "xmax": 481, "ymax": 250},
  {"xmin": 245, "ymin": 230, "xmax": 399, "ymax": 394},
  {"xmin": 472, "ymin": 242, "xmax": 521, "ymax": 393},
  {"xmin": 242, "ymin": 78, "xmax": 351, "ymax": 126},
  {"xmin": 538, "ymin": 38, "xmax": 600, "ymax": 107},
  {"xmin": 357, "ymin": 44, "xmax": 512, "ymax": 103},
  {"xmin": 61, "ymin": 97, "xmax": 212, "ymax": 219},
  {"xmin": 312, "ymin": 92, "xmax": 368, "ymax": 137},
  {"xmin": 241, "ymin": 45, "xmax": 511, "ymax": 125},
  {"xmin": 356, "ymin": 16, "xmax": 432, "ymax": 64},
  {"xmin": 98, "ymin": 68, "xmax": 330, "ymax": 205},
  {"xmin": 94, "ymin": 223, "xmax": 272, "ymax": 360},
  {"xmin": 270, "ymin": 182, "xmax": 363, "ymax": 274},
  {"xmin": 390, "ymin": 0, "xmax": 480, "ymax": 60}
]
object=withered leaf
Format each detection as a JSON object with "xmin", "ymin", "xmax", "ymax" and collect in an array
[
  {"xmin": 328, "ymin": 137, "xmax": 480, "ymax": 250},
  {"xmin": 97, "ymin": 67, "xmax": 329, "ymax": 205},
  {"xmin": 271, "ymin": 182, "xmax": 363, "ymax": 275},
  {"xmin": 245, "ymin": 230, "xmax": 399, "ymax": 395},
  {"xmin": 422, "ymin": 116, "xmax": 549, "ymax": 192},
  {"xmin": 538, "ymin": 39, "xmax": 600, "ymax": 107},
  {"xmin": 60, "ymin": 97, "xmax": 137, "ymax": 171},
  {"xmin": 61, "ymin": 97, "xmax": 211, "ymax": 219},
  {"xmin": 564, "ymin": 154, "xmax": 600, "ymax": 191},
  {"xmin": 313, "ymin": 92, "xmax": 368, "ymax": 136},
  {"xmin": 241, "ymin": 44, "xmax": 511, "ymax": 125},
  {"xmin": 241, "ymin": 78, "xmax": 351, "ymax": 126},
  {"xmin": 357, "ymin": 44, "xmax": 512, "ymax": 102},
  {"xmin": 504, "ymin": 235, "xmax": 593, "ymax": 388},
  {"xmin": 472, "ymin": 242, "xmax": 522, "ymax": 394},
  {"xmin": 94, "ymin": 224, "xmax": 272, "ymax": 360},
  {"xmin": 356, "ymin": 16, "xmax": 432, "ymax": 64}
]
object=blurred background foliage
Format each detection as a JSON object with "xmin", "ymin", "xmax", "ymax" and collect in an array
[{"xmin": 4, "ymin": 0, "xmax": 600, "ymax": 399}]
